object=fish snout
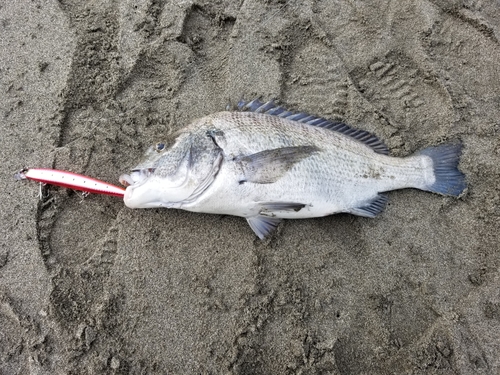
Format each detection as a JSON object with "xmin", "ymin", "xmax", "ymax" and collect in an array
[{"xmin": 119, "ymin": 168, "xmax": 155, "ymax": 187}]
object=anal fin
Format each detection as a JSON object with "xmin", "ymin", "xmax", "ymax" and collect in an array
[
  {"xmin": 246, "ymin": 216, "xmax": 282, "ymax": 239},
  {"xmin": 348, "ymin": 194, "xmax": 388, "ymax": 218}
]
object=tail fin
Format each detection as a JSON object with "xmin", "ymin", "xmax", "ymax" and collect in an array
[{"xmin": 418, "ymin": 143, "xmax": 467, "ymax": 197}]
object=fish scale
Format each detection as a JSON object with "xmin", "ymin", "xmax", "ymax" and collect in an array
[{"xmin": 120, "ymin": 100, "xmax": 467, "ymax": 239}]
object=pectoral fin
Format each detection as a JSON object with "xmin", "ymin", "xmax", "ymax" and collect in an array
[{"xmin": 237, "ymin": 146, "xmax": 319, "ymax": 184}]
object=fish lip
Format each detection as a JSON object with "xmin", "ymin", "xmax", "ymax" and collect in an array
[{"xmin": 119, "ymin": 168, "xmax": 155, "ymax": 187}]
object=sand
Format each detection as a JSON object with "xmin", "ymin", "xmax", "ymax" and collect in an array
[{"xmin": 1, "ymin": 0, "xmax": 499, "ymax": 373}]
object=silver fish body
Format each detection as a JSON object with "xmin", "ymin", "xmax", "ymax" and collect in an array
[{"xmin": 120, "ymin": 100, "xmax": 466, "ymax": 239}]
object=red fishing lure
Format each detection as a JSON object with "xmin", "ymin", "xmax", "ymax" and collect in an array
[{"xmin": 15, "ymin": 168, "xmax": 125, "ymax": 198}]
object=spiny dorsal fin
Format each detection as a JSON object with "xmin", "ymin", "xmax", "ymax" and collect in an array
[{"xmin": 237, "ymin": 99, "xmax": 389, "ymax": 155}]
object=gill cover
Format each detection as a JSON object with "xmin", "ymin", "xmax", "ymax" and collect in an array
[{"xmin": 123, "ymin": 132, "xmax": 223, "ymax": 208}]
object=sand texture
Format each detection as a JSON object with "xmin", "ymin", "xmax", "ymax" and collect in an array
[{"xmin": 1, "ymin": 0, "xmax": 500, "ymax": 374}]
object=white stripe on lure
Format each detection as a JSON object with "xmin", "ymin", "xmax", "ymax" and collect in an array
[{"xmin": 15, "ymin": 168, "xmax": 125, "ymax": 198}]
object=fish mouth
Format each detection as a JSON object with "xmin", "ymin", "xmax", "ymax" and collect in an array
[{"xmin": 119, "ymin": 168, "xmax": 155, "ymax": 187}]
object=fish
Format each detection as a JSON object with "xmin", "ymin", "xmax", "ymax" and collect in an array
[{"xmin": 119, "ymin": 99, "xmax": 467, "ymax": 239}]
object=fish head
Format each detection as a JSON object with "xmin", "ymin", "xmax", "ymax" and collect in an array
[{"xmin": 120, "ymin": 131, "xmax": 222, "ymax": 209}]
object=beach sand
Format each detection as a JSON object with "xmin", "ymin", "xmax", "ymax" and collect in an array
[{"xmin": 1, "ymin": 1, "xmax": 499, "ymax": 373}]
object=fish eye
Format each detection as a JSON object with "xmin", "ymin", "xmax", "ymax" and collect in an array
[{"xmin": 155, "ymin": 142, "xmax": 165, "ymax": 152}]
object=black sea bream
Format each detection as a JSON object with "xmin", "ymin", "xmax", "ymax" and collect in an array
[{"xmin": 120, "ymin": 99, "xmax": 467, "ymax": 239}]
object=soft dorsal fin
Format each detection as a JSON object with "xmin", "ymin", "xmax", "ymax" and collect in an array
[{"xmin": 237, "ymin": 99, "xmax": 389, "ymax": 155}]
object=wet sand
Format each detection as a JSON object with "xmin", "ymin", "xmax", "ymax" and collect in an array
[{"xmin": 1, "ymin": 1, "xmax": 499, "ymax": 373}]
